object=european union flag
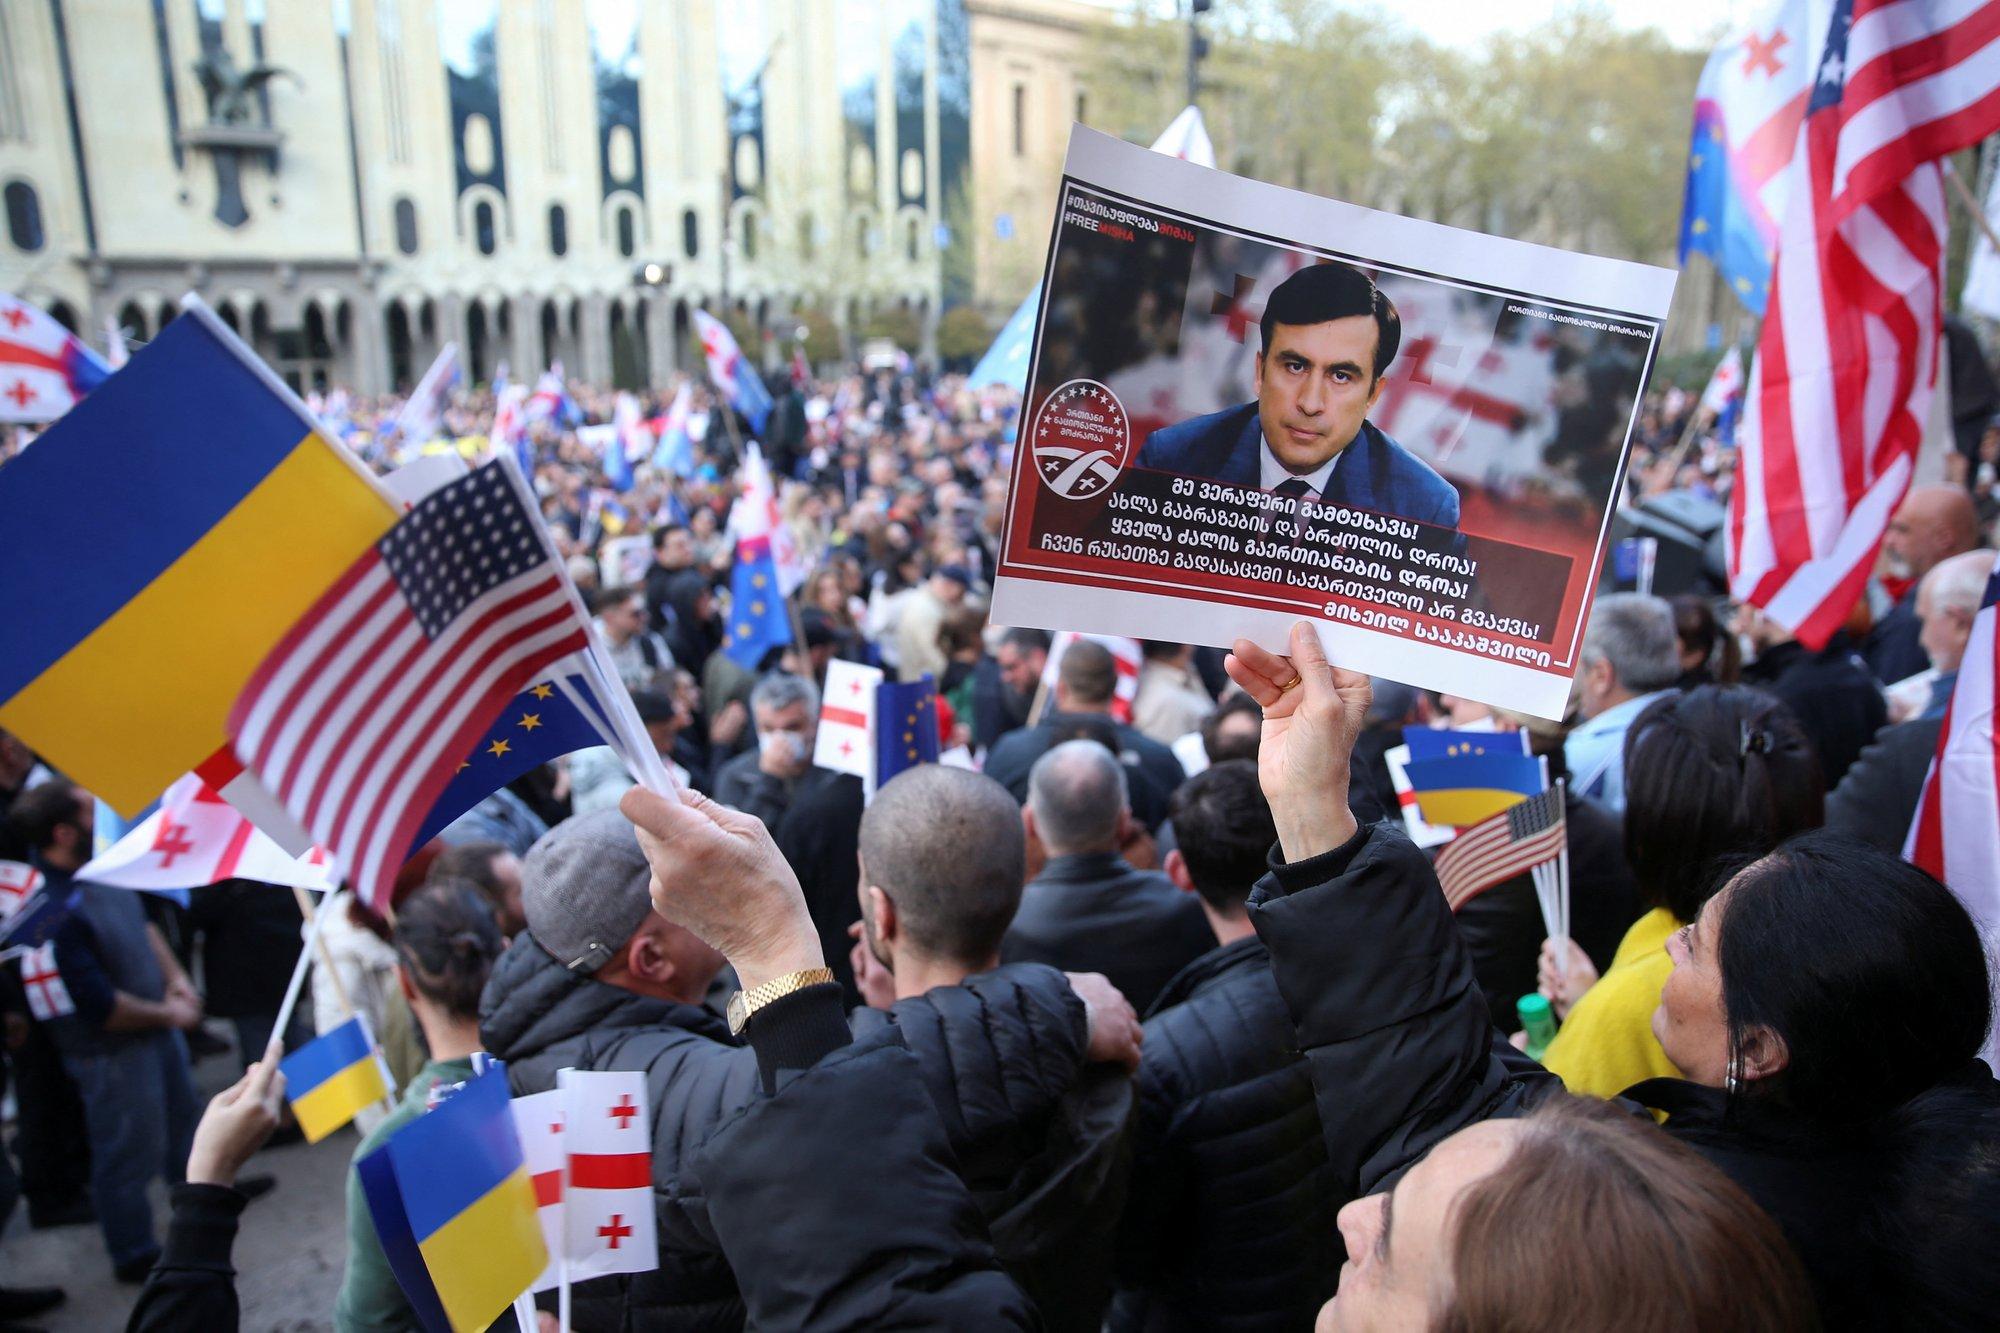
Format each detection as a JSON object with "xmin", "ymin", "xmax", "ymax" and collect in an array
[
  {"xmin": 1679, "ymin": 104, "xmax": 1775, "ymax": 316},
  {"xmin": 411, "ymin": 676, "xmax": 610, "ymax": 848},
  {"xmin": 1404, "ymin": 752, "xmax": 1544, "ymax": 828},
  {"xmin": 1401, "ymin": 727, "xmax": 1529, "ymax": 764},
  {"xmin": 969, "ymin": 287, "xmax": 1040, "ymax": 392},
  {"xmin": 876, "ymin": 674, "xmax": 941, "ymax": 790},
  {"xmin": 724, "ymin": 548, "xmax": 793, "ymax": 670}
]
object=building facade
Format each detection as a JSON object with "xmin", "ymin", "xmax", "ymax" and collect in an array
[{"xmin": 0, "ymin": 0, "xmax": 979, "ymax": 393}]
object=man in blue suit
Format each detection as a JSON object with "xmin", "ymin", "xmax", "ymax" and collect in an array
[{"xmin": 1136, "ymin": 262, "xmax": 1460, "ymax": 532}]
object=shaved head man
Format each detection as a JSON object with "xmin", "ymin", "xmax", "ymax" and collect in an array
[{"xmin": 1867, "ymin": 485, "xmax": 1982, "ymax": 683}]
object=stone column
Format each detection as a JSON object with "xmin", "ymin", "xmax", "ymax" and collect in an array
[
  {"xmin": 510, "ymin": 293, "xmax": 540, "ymax": 377},
  {"xmin": 580, "ymin": 291, "xmax": 613, "ymax": 385},
  {"xmin": 350, "ymin": 291, "xmax": 390, "ymax": 394}
]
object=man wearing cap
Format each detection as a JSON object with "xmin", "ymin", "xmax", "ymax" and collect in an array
[
  {"xmin": 893, "ymin": 562, "xmax": 971, "ymax": 684},
  {"xmin": 479, "ymin": 805, "xmax": 1140, "ymax": 1331}
]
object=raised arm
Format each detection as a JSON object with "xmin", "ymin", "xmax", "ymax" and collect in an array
[{"xmin": 1224, "ymin": 622, "xmax": 1560, "ymax": 1195}]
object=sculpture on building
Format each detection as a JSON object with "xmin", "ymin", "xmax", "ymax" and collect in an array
[{"xmin": 185, "ymin": 47, "xmax": 298, "ymax": 227}]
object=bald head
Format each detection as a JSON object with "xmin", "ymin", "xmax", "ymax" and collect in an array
[
  {"xmin": 1886, "ymin": 486, "xmax": 1979, "ymax": 583},
  {"xmin": 1918, "ymin": 549, "xmax": 1996, "ymax": 675},
  {"xmin": 857, "ymin": 765, "xmax": 1025, "ymax": 965},
  {"xmin": 1027, "ymin": 739, "xmax": 1128, "ymax": 855}
]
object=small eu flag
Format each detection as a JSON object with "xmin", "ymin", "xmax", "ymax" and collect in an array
[
  {"xmin": 875, "ymin": 674, "xmax": 941, "ymax": 791},
  {"xmin": 724, "ymin": 548, "xmax": 794, "ymax": 670},
  {"xmin": 410, "ymin": 676, "xmax": 611, "ymax": 849},
  {"xmin": 1401, "ymin": 727, "xmax": 1529, "ymax": 764}
]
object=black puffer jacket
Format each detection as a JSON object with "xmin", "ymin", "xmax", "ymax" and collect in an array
[
  {"xmin": 851, "ymin": 965, "xmax": 1130, "ymax": 1333},
  {"xmin": 480, "ymin": 932, "xmax": 761, "ymax": 1332},
  {"xmin": 482, "ymin": 939, "xmax": 1107, "ymax": 1331},
  {"xmin": 1111, "ymin": 936, "xmax": 1338, "ymax": 1333}
]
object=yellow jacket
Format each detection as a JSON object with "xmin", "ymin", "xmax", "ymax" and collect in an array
[{"xmin": 1543, "ymin": 907, "xmax": 1685, "ymax": 1098}]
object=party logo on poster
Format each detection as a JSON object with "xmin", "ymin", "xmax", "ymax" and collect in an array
[{"xmin": 1031, "ymin": 379, "xmax": 1129, "ymax": 500}]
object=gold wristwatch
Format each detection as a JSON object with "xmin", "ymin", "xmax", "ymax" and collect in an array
[{"xmin": 727, "ymin": 967, "xmax": 836, "ymax": 1036}]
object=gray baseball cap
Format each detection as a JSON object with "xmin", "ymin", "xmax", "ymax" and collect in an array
[{"xmin": 521, "ymin": 809, "xmax": 657, "ymax": 973}]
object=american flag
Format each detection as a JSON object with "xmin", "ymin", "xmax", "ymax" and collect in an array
[
  {"xmin": 1904, "ymin": 552, "xmax": 2000, "ymax": 1020},
  {"xmin": 227, "ymin": 461, "xmax": 588, "ymax": 911},
  {"xmin": 1434, "ymin": 786, "xmax": 1566, "ymax": 911},
  {"xmin": 1728, "ymin": 0, "xmax": 2000, "ymax": 648}
]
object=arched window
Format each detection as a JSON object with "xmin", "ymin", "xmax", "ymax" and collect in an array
[
  {"xmin": 5, "ymin": 182, "xmax": 44, "ymax": 252},
  {"xmin": 548, "ymin": 204, "xmax": 568, "ymax": 257},
  {"xmin": 906, "ymin": 217, "xmax": 920, "ymax": 261},
  {"xmin": 682, "ymin": 209, "xmax": 699, "ymax": 258},
  {"xmin": 741, "ymin": 212, "xmax": 758, "ymax": 261},
  {"xmin": 798, "ymin": 213, "xmax": 815, "ymax": 260},
  {"xmin": 393, "ymin": 197, "xmax": 418, "ymax": 254},
  {"xmin": 616, "ymin": 206, "xmax": 636, "ymax": 258},
  {"xmin": 473, "ymin": 200, "xmax": 497, "ymax": 256}
]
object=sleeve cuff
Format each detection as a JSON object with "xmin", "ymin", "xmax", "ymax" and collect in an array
[
  {"xmin": 743, "ymin": 982, "xmax": 851, "ymax": 1095},
  {"xmin": 158, "ymin": 1182, "xmax": 248, "ymax": 1273},
  {"xmin": 1253, "ymin": 821, "xmax": 1373, "ymax": 903}
]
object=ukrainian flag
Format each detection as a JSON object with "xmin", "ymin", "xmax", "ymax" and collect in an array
[
  {"xmin": 0, "ymin": 299, "xmax": 397, "ymax": 814},
  {"xmin": 280, "ymin": 1015, "xmax": 392, "ymax": 1144},
  {"xmin": 382, "ymin": 1067, "xmax": 546, "ymax": 1332},
  {"xmin": 1404, "ymin": 752, "xmax": 1544, "ymax": 828}
]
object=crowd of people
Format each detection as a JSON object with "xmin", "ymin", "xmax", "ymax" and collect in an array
[{"xmin": 1, "ymin": 350, "xmax": 1998, "ymax": 1332}]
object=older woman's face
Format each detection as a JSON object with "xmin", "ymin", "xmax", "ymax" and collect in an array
[
  {"xmin": 1320, "ymin": 1120, "xmax": 1522, "ymax": 1333},
  {"xmin": 1654, "ymin": 884, "xmax": 1734, "ymax": 1085}
]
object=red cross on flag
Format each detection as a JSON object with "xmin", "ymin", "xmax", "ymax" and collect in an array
[
  {"xmin": 20, "ymin": 943, "xmax": 73, "ymax": 1021},
  {"xmin": 508, "ymin": 1089, "xmax": 567, "ymax": 1294},
  {"xmin": 814, "ymin": 657, "xmax": 884, "ymax": 790},
  {"xmin": 0, "ymin": 860, "xmax": 43, "ymax": 922},
  {"xmin": 0, "ymin": 292, "xmax": 109, "ymax": 424},
  {"xmin": 78, "ymin": 772, "xmax": 335, "ymax": 892},
  {"xmin": 556, "ymin": 1069, "xmax": 656, "ymax": 1280}
]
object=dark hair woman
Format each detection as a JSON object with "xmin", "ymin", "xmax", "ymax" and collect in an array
[
  {"xmin": 1671, "ymin": 593, "xmax": 1740, "ymax": 687},
  {"xmin": 1227, "ymin": 623, "xmax": 2000, "ymax": 1332},
  {"xmin": 1537, "ymin": 686, "xmax": 1824, "ymax": 1098}
]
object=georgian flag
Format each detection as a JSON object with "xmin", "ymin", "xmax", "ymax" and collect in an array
[
  {"xmin": 19, "ymin": 943, "xmax": 72, "ymax": 1021},
  {"xmin": 815, "ymin": 657, "xmax": 884, "ymax": 787},
  {"xmin": 557, "ymin": 1069, "xmax": 656, "ymax": 1280},
  {"xmin": 509, "ymin": 1089, "xmax": 567, "ymax": 1293},
  {"xmin": 0, "ymin": 294, "xmax": 109, "ymax": 423},
  {"xmin": 79, "ymin": 772, "xmax": 335, "ymax": 892}
]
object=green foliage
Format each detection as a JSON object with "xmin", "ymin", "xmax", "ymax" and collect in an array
[
  {"xmin": 935, "ymin": 305, "xmax": 995, "ymax": 367},
  {"xmin": 1083, "ymin": 1, "xmax": 1710, "ymax": 265},
  {"xmin": 861, "ymin": 305, "xmax": 923, "ymax": 350}
]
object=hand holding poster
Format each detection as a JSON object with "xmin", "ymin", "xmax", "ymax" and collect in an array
[{"xmin": 991, "ymin": 129, "xmax": 1677, "ymax": 718}]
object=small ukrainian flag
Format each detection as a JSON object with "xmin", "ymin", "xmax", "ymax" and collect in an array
[
  {"xmin": 279, "ymin": 1015, "xmax": 392, "ymax": 1144},
  {"xmin": 1403, "ymin": 752, "xmax": 1544, "ymax": 828},
  {"xmin": 358, "ymin": 1067, "xmax": 547, "ymax": 1332}
]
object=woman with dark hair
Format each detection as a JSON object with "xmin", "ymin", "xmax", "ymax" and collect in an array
[
  {"xmin": 1226, "ymin": 623, "xmax": 2000, "ymax": 1330},
  {"xmin": 1671, "ymin": 593, "xmax": 1740, "ymax": 687},
  {"xmin": 1536, "ymin": 686, "xmax": 1823, "ymax": 1097},
  {"xmin": 333, "ymin": 881, "xmax": 507, "ymax": 1332}
]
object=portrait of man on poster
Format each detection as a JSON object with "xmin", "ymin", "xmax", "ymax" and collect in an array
[{"xmin": 1136, "ymin": 260, "xmax": 1461, "ymax": 531}]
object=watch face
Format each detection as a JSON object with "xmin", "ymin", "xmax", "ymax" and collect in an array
[{"xmin": 726, "ymin": 989, "xmax": 749, "ymax": 1035}]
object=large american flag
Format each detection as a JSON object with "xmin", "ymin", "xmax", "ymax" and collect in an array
[
  {"xmin": 1904, "ymin": 552, "xmax": 2000, "ymax": 1027},
  {"xmin": 227, "ymin": 462, "xmax": 588, "ymax": 910},
  {"xmin": 1434, "ymin": 786, "xmax": 1566, "ymax": 911},
  {"xmin": 1727, "ymin": 0, "xmax": 2000, "ymax": 648}
]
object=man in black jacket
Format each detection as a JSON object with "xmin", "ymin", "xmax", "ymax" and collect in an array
[
  {"xmin": 1112, "ymin": 760, "xmax": 1338, "ymax": 1333},
  {"xmin": 483, "ymin": 804, "xmax": 1129, "ymax": 1330},
  {"xmin": 851, "ymin": 765, "xmax": 1137, "ymax": 1332},
  {"xmin": 1004, "ymin": 740, "xmax": 1214, "ymax": 1013},
  {"xmin": 984, "ymin": 640, "xmax": 1185, "ymax": 827}
]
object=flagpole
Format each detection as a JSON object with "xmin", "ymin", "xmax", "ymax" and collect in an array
[
  {"xmin": 558, "ymin": 1260, "xmax": 572, "ymax": 1333},
  {"xmin": 269, "ymin": 891, "xmax": 338, "ymax": 1055},
  {"xmin": 291, "ymin": 885, "xmax": 355, "ymax": 1018},
  {"xmin": 1943, "ymin": 159, "xmax": 2000, "ymax": 253}
]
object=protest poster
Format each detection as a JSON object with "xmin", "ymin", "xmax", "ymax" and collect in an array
[{"xmin": 990, "ymin": 129, "xmax": 1678, "ymax": 718}]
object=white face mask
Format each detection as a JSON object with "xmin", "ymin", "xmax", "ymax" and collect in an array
[{"xmin": 759, "ymin": 730, "xmax": 804, "ymax": 762}]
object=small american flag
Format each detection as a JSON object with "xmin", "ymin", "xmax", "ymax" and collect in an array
[
  {"xmin": 228, "ymin": 461, "xmax": 588, "ymax": 911},
  {"xmin": 1434, "ymin": 785, "xmax": 1566, "ymax": 911},
  {"xmin": 1728, "ymin": 0, "xmax": 2000, "ymax": 647}
]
